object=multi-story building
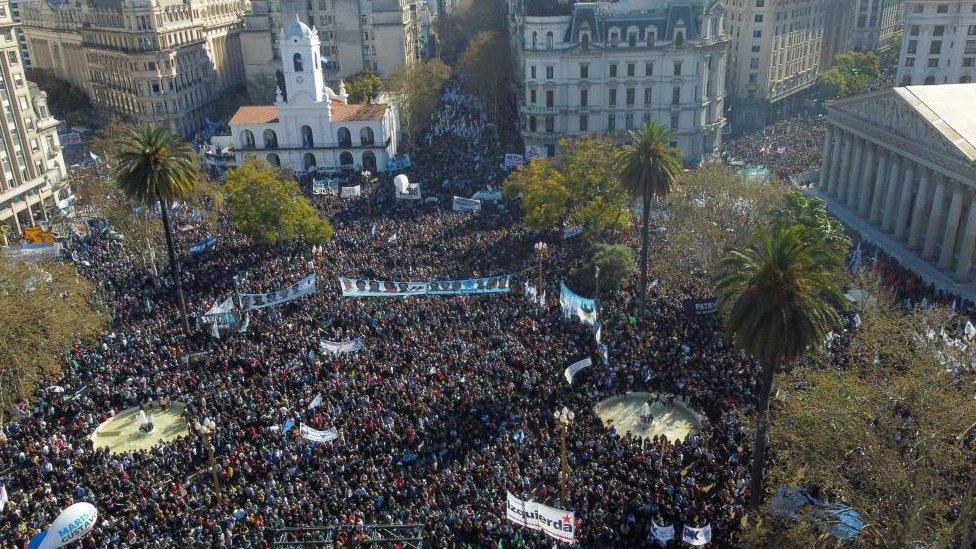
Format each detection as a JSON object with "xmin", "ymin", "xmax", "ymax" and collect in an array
[
  {"xmin": 821, "ymin": 0, "xmax": 856, "ymax": 68},
  {"xmin": 8, "ymin": 0, "xmax": 31, "ymax": 67},
  {"xmin": 852, "ymin": 0, "xmax": 905, "ymax": 52},
  {"xmin": 21, "ymin": 0, "xmax": 247, "ymax": 137},
  {"xmin": 241, "ymin": 0, "xmax": 421, "ymax": 93},
  {"xmin": 725, "ymin": 0, "xmax": 827, "ymax": 131},
  {"xmin": 0, "ymin": 1, "xmax": 69, "ymax": 240},
  {"xmin": 896, "ymin": 0, "xmax": 976, "ymax": 86},
  {"xmin": 506, "ymin": 0, "xmax": 730, "ymax": 164}
]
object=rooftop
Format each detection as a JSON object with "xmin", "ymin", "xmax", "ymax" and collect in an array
[
  {"xmin": 229, "ymin": 106, "xmax": 279, "ymax": 125},
  {"xmin": 229, "ymin": 102, "xmax": 388, "ymax": 126},
  {"xmin": 897, "ymin": 84, "xmax": 976, "ymax": 162}
]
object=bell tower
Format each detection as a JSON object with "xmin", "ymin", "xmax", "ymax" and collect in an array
[{"xmin": 279, "ymin": 15, "xmax": 325, "ymax": 105}]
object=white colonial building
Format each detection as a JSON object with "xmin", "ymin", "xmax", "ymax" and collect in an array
[
  {"xmin": 815, "ymin": 84, "xmax": 976, "ymax": 285},
  {"xmin": 230, "ymin": 16, "xmax": 398, "ymax": 173},
  {"xmin": 896, "ymin": 0, "xmax": 976, "ymax": 86},
  {"xmin": 506, "ymin": 0, "xmax": 729, "ymax": 164}
]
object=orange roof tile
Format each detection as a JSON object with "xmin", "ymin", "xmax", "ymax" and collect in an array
[
  {"xmin": 330, "ymin": 102, "xmax": 388, "ymax": 122},
  {"xmin": 230, "ymin": 105, "xmax": 279, "ymax": 125}
]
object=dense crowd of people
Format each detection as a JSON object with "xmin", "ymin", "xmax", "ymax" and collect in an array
[{"xmin": 722, "ymin": 115, "xmax": 827, "ymax": 179}]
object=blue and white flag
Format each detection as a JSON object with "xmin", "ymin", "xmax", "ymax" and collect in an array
[
  {"xmin": 189, "ymin": 235, "xmax": 217, "ymax": 255},
  {"xmin": 308, "ymin": 393, "xmax": 323, "ymax": 410},
  {"xmin": 0, "ymin": 483, "xmax": 7, "ymax": 513},
  {"xmin": 239, "ymin": 274, "xmax": 317, "ymax": 310},
  {"xmin": 281, "ymin": 418, "xmax": 295, "ymax": 434},
  {"xmin": 560, "ymin": 282, "xmax": 597, "ymax": 325},
  {"xmin": 300, "ymin": 424, "xmax": 339, "ymax": 443},
  {"xmin": 650, "ymin": 522, "xmax": 674, "ymax": 544},
  {"xmin": 682, "ymin": 524, "xmax": 711, "ymax": 546},
  {"xmin": 339, "ymin": 275, "xmax": 511, "ymax": 297},
  {"xmin": 598, "ymin": 343, "xmax": 609, "ymax": 365}
]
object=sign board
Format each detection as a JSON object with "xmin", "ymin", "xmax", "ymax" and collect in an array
[
  {"xmin": 58, "ymin": 132, "xmax": 82, "ymax": 146},
  {"xmin": 682, "ymin": 297, "xmax": 718, "ymax": 316}
]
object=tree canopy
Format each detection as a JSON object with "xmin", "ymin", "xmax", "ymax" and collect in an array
[
  {"xmin": 456, "ymin": 31, "xmax": 514, "ymax": 119},
  {"xmin": 503, "ymin": 137, "xmax": 631, "ymax": 234},
  {"xmin": 813, "ymin": 51, "xmax": 881, "ymax": 99},
  {"xmin": 224, "ymin": 158, "xmax": 333, "ymax": 245},
  {"xmin": 345, "ymin": 71, "xmax": 382, "ymax": 103},
  {"xmin": 386, "ymin": 60, "xmax": 452, "ymax": 147}
]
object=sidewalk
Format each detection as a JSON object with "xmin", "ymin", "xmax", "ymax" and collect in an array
[{"xmin": 804, "ymin": 186, "xmax": 976, "ymax": 301}]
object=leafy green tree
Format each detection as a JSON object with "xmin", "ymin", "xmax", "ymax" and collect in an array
[
  {"xmin": 115, "ymin": 125, "xmax": 197, "ymax": 333},
  {"xmin": 813, "ymin": 51, "xmax": 881, "ymax": 99},
  {"xmin": 503, "ymin": 137, "xmax": 631, "ymax": 234},
  {"xmin": 90, "ymin": 119, "xmax": 137, "ymax": 161},
  {"xmin": 0, "ymin": 258, "xmax": 105, "ymax": 421},
  {"xmin": 345, "ymin": 71, "xmax": 382, "ymax": 103},
  {"xmin": 457, "ymin": 31, "xmax": 513, "ymax": 118},
  {"xmin": 715, "ymin": 223, "xmax": 846, "ymax": 508},
  {"xmin": 386, "ymin": 60, "xmax": 452, "ymax": 147},
  {"xmin": 224, "ymin": 158, "xmax": 333, "ymax": 246},
  {"xmin": 434, "ymin": 0, "xmax": 506, "ymax": 63},
  {"xmin": 619, "ymin": 122, "xmax": 682, "ymax": 310},
  {"xmin": 770, "ymin": 192, "xmax": 851, "ymax": 261},
  {"xmin": 572, "ymin": 243, "xmax": 636, "ymax": 294}
]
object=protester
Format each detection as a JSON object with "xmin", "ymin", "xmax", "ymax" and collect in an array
[{"xmin": 722, "ymin": 114, "xmax": 827, "ymax": 178}]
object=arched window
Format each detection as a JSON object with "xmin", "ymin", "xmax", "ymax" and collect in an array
[
  {"xmin": 339, "ymin": 151, "xmax": 354, "ymax": 166},
  {"xmin": 531, "ymin": 32, "xmax": 537, "ymax": 49},
  {"xmin": 337, "ymin": 127, "xmax": 351, "ymax": 147},
  {"xmin": 546, "ymin": 31, "xmax": 553, "ymax": 49},
  {"xmin": 961, "ymin": 75, "xmax": 972, "ymax": 83},
  {"xmin": 647, "ymin": 28, "xmax": 656, "ymax": 45},
  {"xmin": 362, "ymin": 151, "xmax": 376, "ymax": 170},
  {"xmin": 240, "ymin": 129, "xmax": 255, "ymax": 149},
  {"xmin": 360, "ymin": 127, "xmax": 375, "ymax": 146},
  {"xmin": 301, "ymin": 125, "xmax": 314, "ymax": 148},
  {"xmin": 924, "ymin": 75, "xmax": 936, "ymax": 85},
  {"xmin": 675, "ymin": 30, "xmax": 684, "ymax": 47},
  {"xmin": 581, "ymin": 33, "xmax": 589, "ymax": 49},
  {"xmin": 263, "ymin": 129, "xmax": 278, "ymax": 149},
  {"xmin": 628, "ymin": 31, "xmax": 636, "ymax": 47},
  {"xmin": 303, "ymin": 152, "xmax": 316, "ymax": 169},
  {"xmin": 293, "ymin": 53, "xmax": 304, "ymax": 72},
  {"xmin": 266, "ymin": 152, "xmax": 281, "ymax": 166}
]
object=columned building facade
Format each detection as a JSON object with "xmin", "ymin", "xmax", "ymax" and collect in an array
[{"xmin": 817, "ymin": 84, "xmax": 976, "ymax": 281}]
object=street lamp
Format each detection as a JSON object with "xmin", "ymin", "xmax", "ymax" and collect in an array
[
  {"xmin": 534, "ymin": 241, "xmax": 548, "ymax": 316},
  {"xmin": 194, "ymin": 417, "xmax": 221, "ymax": 496},
  {"xmin": 554, "ymin": 406, "xmax": 575, "ymax": 503},
  {"xmin": 594, "ymin": 265, "xmax": 600, "ymax": 319}
]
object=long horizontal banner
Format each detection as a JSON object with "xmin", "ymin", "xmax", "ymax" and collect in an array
[
  {"xmin": 564, "ymin": 357, "xmax": 591, "ymax": 384},
  {"xmin": 452, "ymin": 196, "xmax": 481, "ymax": 212},
  {"xmin": 506, "ymin": 492, "xmax": 575, "ymax": 543},
  {"xmin": 683, "ymin": 297, "xmax": 718, "ymax": 316},
  {"xmin": 240, "ymin": 274, "xmax": 317, "ymax": 310},
  {"xmin": 338, "ymin": 275, "xmax": 511, "ymax": 297},
  {"xmin": 320, "ymin": 336, "xmax": 364, "ymax": 355},
  {"xmin": 300, "ymin": 424, "xmax": 339, "ymax": 443}
]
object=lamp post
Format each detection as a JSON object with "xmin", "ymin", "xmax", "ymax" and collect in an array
[
  {"xmin": 195, "ymin": 417, "xmax": 220, "ymax": 497},
  {"xmin": 594, "ymin": 265, "xmax": 600, "ymax": 319},
  {"xmin": 534, "ymin": 241, "xmax": 548, "ymax": 316},
  {"xmin": 554, "ymin": 406, "xmax": 575, "ymax": 504}
]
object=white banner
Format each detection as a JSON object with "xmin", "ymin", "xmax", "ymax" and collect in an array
[
  {"xmin": 340, "ymin": 185, "xmax": 361, "ymax": 198},
  {"xmin": 308, "ymin": 393, "xmax": 323, "ymax": 410},
  {"xmin": 299, "ymin": 424, "xmax": 339, "ymax": 443},
  {"xmin": 682, "ymin": 524, "xmax": 712, "ymax": 546},
  {"xmin": 452, "ymin": 196, "xmax": 481, "ymax": 212},
  {"xmin": 339, "ymin": 275, "xmax": 511, "ymax": 297},
  {"xmin": 239, "ymin": 274, "xmax": 317, "ymax": 310},
  {"xmin": 524, "ymin": 281, "xmax": 546, "ymax": 307},
  {"xmin": 505, "ymin": 492, "xmax": 576, "ymax": 543},
  {"xmin": 503, "ymin": 153, "xmax": 526, "ymax": 170},
  {"xmin": 564, "ymin": 357, "xmax": 591, "ymax": 384},
  {"xmin": 560, "ymin": 282, "xmax": 597, "ymax": 325},
  {"xmin": 320, "ymin": 336, "xmax": 364, "ymax": 355},
  {"xmin": 651, "ymin": 522, "xmax": 674, "ymax": 544}
]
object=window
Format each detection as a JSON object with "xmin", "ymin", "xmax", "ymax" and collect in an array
[
  {"xmin": 609, "ymin": 63, "xmax": 617, "ymax": 77},
  {"xmin": 6, "ymin": 51, "xmax": 16, "ymax": 65},
  {"xmin": 609, "ymin": 88, "xmax": 617, "ymax": 106},
  {"xmin": 755, "ymin": 0, "xmax": 764, "ymax": 6},
  {"xmin": 610, "ymin": 32, "xmax": 618, "ymax": 47},
  {"xmin": 337, "ymin": 127, "xmax": 351, "ymax": 147},
  {"xmin": 608, "ymin": 114, "xmax": 615, "ymax": 130},
  {"xmin": 628, "ymin": 32, "xmax": 636, "ymax": 47},
  {"xmin": 545, "ymin": 116, "xmax": 554, "ymax": 133},
  {"xmin": 581, "ymin": 33, "xmax": 589, "ymax": 49},
  {"xmin": 546, "ymin": 90, "xmax": 553, "ymax": 108},
  {"xmin": 675, "ymin": 30, "xmax": 684, "ymax": 46},
  {"xmin": 928, "ymin": 57, "xmax": 939, "ymax": 67},
  {"xmin": 339, "ymin": 152, "xmax": 353, "ymax": 166},
  {"xmin": 627, "ymin": 63, "xmax": 635, "ymax": 77},
  {"xmin": 908, "ymin": 40, "xmax": 917, "ymax": 54},
  {"xmin": 964, "ymin": 57, "xmax": 974, "ymax": 67},
  {"xmin": 910, "ymin": 25, "xmax": 920, "ymax": 36},
  {"xmin": 360, "ymin": 127, "xmax": 375, "ymax": 146},
  {"xmin": 753, "ymin": 30, "xmax": 762, "ymax": 38},
  {"xmin": 750, "ymin": 73, "xmax": 758, "ymax": 82},
  {"xmin": 529, "ymin": 115, "xmax": 537, "ymax": 132},
  {"xmin": 967, "ymin": 40, "xmax": 976, "ymax": 55},
  {"xmin": 531, "ymin": 32, "xmax": 537, "ymax": 48},
  {"xmin": 626, "ymin": 87, "xmax": 635, "ymax": 105},
  {"xmin": 751, "ymin": 45, "xmax": 760, "ymax": 52},
  {"xmin": 530, "ymin": 89, "xmax": 536, "ymax": 104},
  {"xmin": 750, "ymin": 57, "xmax": 759, "ymax": 69},
  {"xmin": 930, "ymin": 41, "xmax": 942, "ymax": 55},
  {"xmin": 905, "ymin": 57, "xmax": 915, "ymax": 67},
  {"xmin": 546, "ymin": 32, "xmax": 553, "ymax": 49},
  {"xmin": 302, "ymin": 125, "xmax": 315, "ymax": 148},
  {"xmin": 546, "ymin": 65, "xmax": 554, "ymax": 79},
  {"xmin": 670, "ymin": 112, "xmax": 679, "ymax": 130},
  {"xmin": 293, "ymin": 53, "xmax": 303, "ymax": 72},
  {"xmin": 933, "ymin": 25, "xmax": 945, "ymax": 37},
  {"xmin": 936, "ymin": 4, "xmax": 948, "ymax": 13},
  {"xmin": 645, "ymin": 62, "xmax": 653, "ymax": 76},
  {"xmin": 913, "ymin": 3, "xmax": 923, "ymax": 13},
  {"xmin": 579, "ymin": 114, "xmax": 588, "ymax": 131},
  {"xmin": 754, "ymin": 14, "xmax": 763, "ymax": 22},
  {"xmin": 546, "ymin": 144, "xmax": 556, "ymax": 157},
  {"xmin": 625, "ymin": 113, "xmax": 633, "ymax": 130},
  {"xmin": 673, "ymin": 61, "xmax": 682, "ymax": 76},
  {"xmin": 672, "ymin": 86, "xmax": 680, "ymax": 104},
  {"xmin": 925, "ymin": 75, "xmax": 936, "ymax": 84},
  {"xmin": 580, "ymin": 63, "xmax": 588, "ymax": 78},
  {"xmin": 530, "ymin": 65, "xmax": 536, "ymax": 79},
  {"xmin": 263, "ymin": 129, "xmax": 278, "ymax": 149},
  {"xmin": 580, "ymin": 88, "xmax": 588, "ymax": 107},
  {"xmin": 644, "ymin": 87, "xmax": 652, "ymax": 104},
  {"xmin": 969, "ymin": 25, "xmax": 976, "ymax": 36}
]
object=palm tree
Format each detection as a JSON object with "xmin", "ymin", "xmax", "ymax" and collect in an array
[
  {"xmin": 619, "ymin": 122, "xmax": 682, "ymax": 311},
  {"xmin": 115, "ymin": 126, "xmax": 197, "ymax": 333},
  {"xmin": 714, "ymin": 223, "xmax": 846, "ymax": 509}
]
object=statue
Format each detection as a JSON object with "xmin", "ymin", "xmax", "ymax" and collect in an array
[
  {"xmin": 636, "ymin": 401, "xmax": 655, "ymax": 427},
  {"xmin": 137, "ymin": 409, "xmax": 155, "ymax": 434}
]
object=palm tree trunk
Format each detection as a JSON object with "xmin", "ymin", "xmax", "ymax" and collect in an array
[
  {"xmin": 638, "ymin": 183, "xmax": 651, "ymax": 314},
  {"xmin": 159, "ymin": 198, "xmax": 190, "ymax": 334},
  {"xmin": 749, "ymin": 355, "xmax": 779, "ymax": 509}
]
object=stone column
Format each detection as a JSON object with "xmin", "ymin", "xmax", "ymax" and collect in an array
[
  {"xmin": 907, "ymin": 167, "xmax": 931, "ymax": 250},
  {"xmin": 922, "ymin": 177, "xmax": 947, "ymax": 259},
  {"xmin": 827, "ymin": 130, "xmax": 846, "ymax": 196},
  {"xmin": 857, "ymin": 142, "xmax": 876, "ymax": 216},
  {"xmin": 881, "ymin": 156, "xmax": 902, "ymax": 232},
  {"xmin": 869, "ymin": 149, "xmax": 889, "ymax": 224},
  {"xmin": 834, "ymin": 133, "xmax": 853, "ymax": 200},
  {"xmin": 939, "ymin": 185, "xmax": 965, "ymax": 269},
  {"xmin": 954, "ymin": 195, "xmax": 976, "ymax": 281},
  {"xmin": 817, "ymin": 126, "xmax": 834, "ymax": 190},
  {"xmin": 845, "ymin": 138, "xmax": 864, "ymax": 207},
  {"xmin": 894, "ymin": 161, "xmax": 916, "ymax": 241}
]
